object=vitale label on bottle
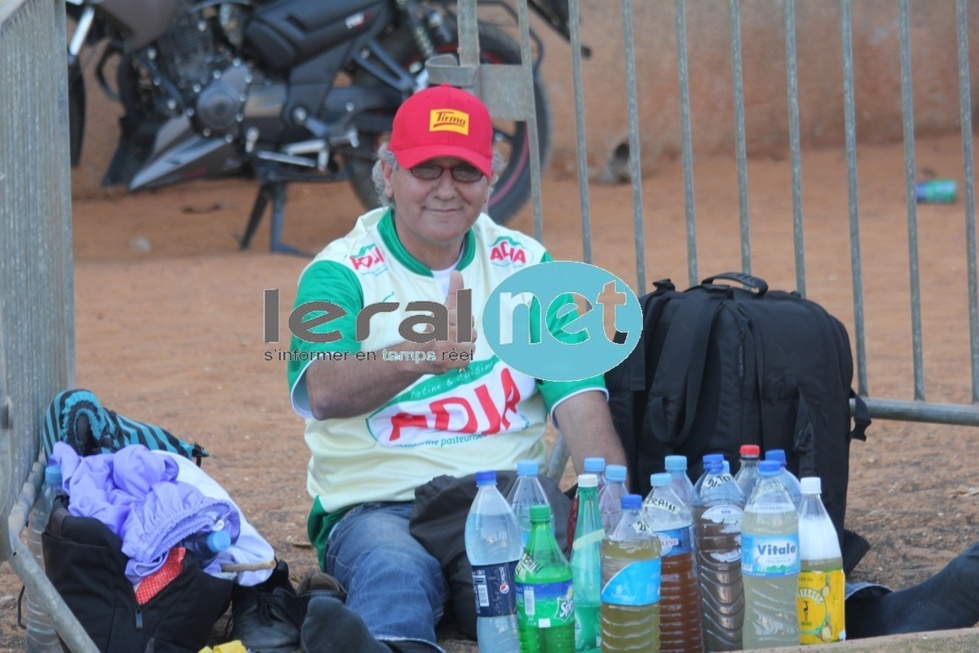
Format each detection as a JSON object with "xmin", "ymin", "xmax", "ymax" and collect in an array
[
  {"xmin": 741, "ymin": 533, "xmax": 800, "ymax": 577},
  {"xmin": 798, "ymin": 568, "xmax": 845, "ymax": 643},
  {"xmin": 472, "ymin": 561, "xmax": 518, "ymax": 617}
]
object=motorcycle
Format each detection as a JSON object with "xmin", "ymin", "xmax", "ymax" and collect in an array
[{"xmin": 65, "ymin": 0, "xmax": 574, "ymax": 253}]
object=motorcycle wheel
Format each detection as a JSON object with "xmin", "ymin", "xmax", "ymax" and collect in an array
[{"xmin": 346, "ymin": 21, "xmax": 552, "ymax": 226}]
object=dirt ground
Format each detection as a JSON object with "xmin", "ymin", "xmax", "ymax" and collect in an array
[{"xmin": 2, "ymin": 132, "xmax": 979, "ymax": 651}]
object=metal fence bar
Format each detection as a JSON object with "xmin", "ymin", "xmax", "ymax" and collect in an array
[
  {"xmin": 620, "ymin": 0, "xmax": 647, "ymax": 296},
  {"xmin": 569, "ymin": 0, "xmax": 593, "ymax": 264},
  {"xmin": 839, "ymin": 0, "xmax": 870, "ymax": 399},
  {"xmin": 728, "ymin": 0, "xmax": 751, "ymax": 275},
  {"xmin": 898, "ymin": 0, "xmax": 927, "ymax": 402},
  {"xmin": 0, "ymin": 0, "xmax": 96, "ymax": 649},
  {"xmin": 956, "ymin": 0, "xmax": 979, "ymax": 405},
  {"xmin": 783, "ymin": 0, "xmax": 807, "ymax": 297},
  {"xmin": 515, "ymin": 0, "xmax": 545, "ymax": 245},
  {"xmin": 674, "ymin": 0, "xmax": 698, "ymax": 287}
]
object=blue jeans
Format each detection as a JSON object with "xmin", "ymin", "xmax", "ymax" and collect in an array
[{"xmin": 323, "ymin": 502, "xmax": 450, "ymax": 650}]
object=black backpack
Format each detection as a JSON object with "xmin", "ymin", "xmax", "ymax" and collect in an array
[{"xmin": 605, "ymin": 272, "xmax": 871, "ymax": 549}]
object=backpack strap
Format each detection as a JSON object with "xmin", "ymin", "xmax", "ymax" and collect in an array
[
  {"xmin": 850, "ymin": 391, "xmax": 871, "ymax": 441},
  {"xmin": 644, "ymin": 289, "xmax": 723, "ymax": 448}
]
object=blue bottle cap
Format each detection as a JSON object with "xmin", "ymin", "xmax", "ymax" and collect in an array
[
  {"xmin": 474, "ymin": 470, "xmax": 497, "ymax": 486},
  {"xmin": 517, "ymin": 460, "xmax": 539, "ymax": 476},
  {"xmin": 649, "ymin": 472, "xmax": 671, "ymax": 487},
  {"xmin": 758, "ymin": 460, "xmax": 781, "ymax": 476},
  {"xmin": 765, "ymin": 449, "xmax": 787, "ymax": 465},
  {"xmin": 664, "ymin": 455, "xmax": 687, "ymax": 472},
  {"xmin": 44, "ymin": 464, "xmax": 63, "ymax": 486},
  {"xmin": 705, "ymin": 457, "xmax": 724, "ymax": 473},
  {"xmin": 584, "ymin": 457, "xmax": 606, "ymax": 473},
  {"xmin": 605, "ymin": 464, "xmax": 627, "ymax": 483},
  {"xmin": 621, "ymin": 494, "xmax": 642, "ymax": 510},
  {"xmin": 207, "ymin": 529, "xmax": 232, "ymax": 553},
  {"xmin": 703, "ymin": 453, "xmax": 724, "ymax": 465}
]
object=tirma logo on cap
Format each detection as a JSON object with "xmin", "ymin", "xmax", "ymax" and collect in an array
[{"xmin": 429, "ymin": 109, "xmax": 469, "ymax": 135}]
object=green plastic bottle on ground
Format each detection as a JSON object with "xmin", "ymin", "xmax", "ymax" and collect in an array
[
  {"xmin": 571, "ymin": 474, "xmax": 603, "ymax": 653},
  {"xmin": 516, "ymin": 504, "xmax": 575, "ymax": 652}
]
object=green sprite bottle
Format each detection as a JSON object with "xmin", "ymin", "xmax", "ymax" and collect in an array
[{"xmin": 516, "ymin": 504, "xmax": 575, "ymax": 652}]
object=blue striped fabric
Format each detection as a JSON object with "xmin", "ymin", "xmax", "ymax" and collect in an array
[{"xmin": 42, "ymin": 389, "xmax": 208, "ymax": 464}]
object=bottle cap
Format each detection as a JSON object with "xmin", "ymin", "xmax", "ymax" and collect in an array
[
  {"xmin": 621, "ymin": 494, "xmax": 642, "ymax": 510},
  {"xmin": 584, "ymin": 457, "xmax": 606, "ymax": 474},
  {"xmin": 705, "ymin": 458, "xmax": 724, "ymax": 473},
  {"xmin": 44, "ymin": 464, "xmax": 63, "ymax": 486},
  {"xmin": 605, "ymin": 464, "xmax": 627, "ymax": 483},
  {"xmin": 207, "ymin": 529, "xmax": 232, "ymax": 553},
  {"xmin": 664, "ymin": 455, "xmax": 687, "ymax": 472},
  {"xmin": 529, "ymin": 504, "xmax": 552, "ymax": 522},
  {"xmin": 740, "ymin": 444, "xmax": 761, "ymax": 457},
  {"xmin": 649, "ymin": 472, "xmax": 671, "ymax": 487},
  {"xmin": 517, "ymin": 460, "xmax": 539, "ymax": 476},
  {"xmin": 723, "ymin": 461, "xmax": 731, "ymax": 474},
  {"xmin": 800, "ymin": 477, "xmax": 822, "ymax": 494},
  {"xmin": 758, "ymin": 460, "xmax": 781, "ymax": 476},
  {"xmin": 765, "ymin": 449, "xmax": 787, "ymax": 465},
  {"xmin": 474, "ymin": 470, "xmax": 496, "ymax": 486},
  {"xmin": 703, "ymin": 452, "xmax": 724, "ymax": 466},
  {"xmin": 578, "ymin": 473, "xmax": 599, "ymax": 488}
]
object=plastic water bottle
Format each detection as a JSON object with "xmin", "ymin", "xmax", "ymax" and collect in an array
[
  {"xmin": 601, "ymin": 494, "xmax": 660, "ymax": 652},
  {"xmin": 644, "ymin": 473, "xmax": 703, "ymax": 653},
  {"xmin": 597, "ymin": 464, "xmax": 628, "ymax": 532},
  {"xmin": 565, "ymin": 457, "xmax": 606, "ymax": 552},
  {"xmin": 570, "ymin": 474, "xmax": 602, "ymax": 653},
  {"xmin": 515, "ymin": 504, "xmax": 575, "ymax": 652},
  {"xmin": 764, "ymin": 449, "xmax": 802, "ymax": 507},
  {"xmin": 465, "ymin": 470, "xmax": 522, "ymax": 653},
  {"xmin": 508, "ymin": 459, "xmax": 553, "ymax": 545},
  {"xmin": 798, "ymin": 476, "xmax": 846, "ymax": 644},
  {"xmin": 693, "ymin": 456, "xmax": 745, "ymax": 652},
  {"xmin": 734, "ymin": 444, "xmax": 762, "ymax": 502},
  {"xmin": 183, "ymin": 529, "xmax": 232, "ymax": 569},
  {"xmin": 664, "ymin": 454, "xmax": 696, "ymax": 506},
  {"xmin": 26, "ymin": 464, "xmax": 66, "ymax": 653},
  {"xmin": 741, "ymin": 460, "xmax": 800, "ymax": 649}
]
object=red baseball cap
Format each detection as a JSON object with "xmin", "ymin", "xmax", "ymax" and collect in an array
[{"xmin": 388, "ymin": 85, "xmax": 494, "ymax": 177}]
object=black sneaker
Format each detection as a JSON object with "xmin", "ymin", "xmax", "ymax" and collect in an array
[{"xmin": 228, "ymin": 560, "xmax": 302, "ymax": 653}]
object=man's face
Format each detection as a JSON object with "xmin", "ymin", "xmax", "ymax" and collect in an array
[{"xmin": 382, "ymin": 156, "xmax": 491, "ymax": 267}]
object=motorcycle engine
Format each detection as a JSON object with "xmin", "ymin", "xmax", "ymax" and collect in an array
[{"xmin": 152, "ymin": 3, "xmax": 263, "ymax": 138}]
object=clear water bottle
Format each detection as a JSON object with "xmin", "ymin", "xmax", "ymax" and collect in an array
[
  {"xmin": 565, "ymin": 457, "xmax": 606, "ymax": 552},
  {"xmin": 798, "ymin": 476, "xmax": 845, "ymax": 644},
  {"xmin": 664, "ymin": 454, "xmax": 696, "ymax": 507},
  {"xmin": 601, "ymin": 494, "xmax": 660, "ymax": 652},
  {"xmin": 764, "ymin": 449, "xmax": 802, "ymax": 507},
  {"xmin": 515, "ymin": 504, "xmax": 575, "ymax": 652},
  {"xmin": 597, "ymin": 464, "xmax": 628, "ymax": 533},
  {"xmin": 693, "ymin": 456, "xmax": 745, "ymax": 652},
  {"xmin": 734, "ymin": 445, "xmax": 761, "ymax": 502},
  {"xmin": 741, "ymin": 460, "xmax": 800, "ymax": 650},
  {"xmin": 507, "ymin": 459, "xmax": 553, "ymax": 545},
  {"xmin": 465, "ymin": 470, "xmax": 522, "ymax": 653},
  {"xmin": 570, "ymin": 474, "xmax": 602, "ymax": 653},
  {"xmin": 26, "ymin": 463, "xmax": 66, "ymax": 653},
  {"xmin": 644, "ymin": 473, "xmax": 703, "ymax": 653}
]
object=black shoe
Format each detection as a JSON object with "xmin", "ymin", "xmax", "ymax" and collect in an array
[{"xmin": 229, "ymin": 560, "xmax": 302, "ymax": 653}]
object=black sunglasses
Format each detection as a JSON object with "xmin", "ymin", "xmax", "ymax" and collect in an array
[{"xmin": 409, "ymin": 162, "xmax": 485, "ymax": 183}]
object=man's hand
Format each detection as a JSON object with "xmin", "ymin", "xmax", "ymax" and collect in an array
[{"xmin": 426, "ymin": 271, "xmax": 477, "ymax": 373}]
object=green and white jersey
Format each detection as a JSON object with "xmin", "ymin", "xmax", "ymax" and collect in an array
[{"xmin": 288, "ymin": 207, "xmax": 604, "ymax": 513}]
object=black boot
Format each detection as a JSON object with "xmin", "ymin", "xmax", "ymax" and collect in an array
[
  {"xmin": 229, "ymin": 560, "xmax": 302, "ymax": 653},
  {"xmin": 301, "ymin": 596, "xmax": 394, "ymax": 653}
]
